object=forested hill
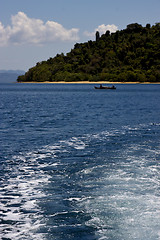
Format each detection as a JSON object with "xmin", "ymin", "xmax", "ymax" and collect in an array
[{"xmin": 17, "ymin": 23, "xmax": 160, "ymax": 83}]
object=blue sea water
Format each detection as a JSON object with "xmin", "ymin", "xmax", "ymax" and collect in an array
[{"xmin": 0, "ymin": 83, "xmax": 160, "ymax": 240}]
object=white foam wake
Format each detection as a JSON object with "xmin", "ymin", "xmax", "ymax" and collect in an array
[{"xmin": 0, "ymin": 122, "xmax": 159, "ymax": 239}]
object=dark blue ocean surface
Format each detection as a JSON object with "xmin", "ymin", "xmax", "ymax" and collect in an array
[{"xmin": 0, "ymin": 83, "xmax": 160, "ymax": 240}]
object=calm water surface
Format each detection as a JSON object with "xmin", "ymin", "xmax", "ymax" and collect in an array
[{"xmin": 0, "ymin": 83, "xmax": 160, "ymax": 240}]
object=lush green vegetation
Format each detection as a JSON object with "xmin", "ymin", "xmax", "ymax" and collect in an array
[{"xmin": 17, "ymin": 23, "xmax": 160, "ymax": 83}]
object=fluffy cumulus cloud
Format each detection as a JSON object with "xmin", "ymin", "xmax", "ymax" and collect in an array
[
  {"xmin": 84, "ymin": 24, "xmax": 118, "ymax": 37},
  {"xmin": 0, "ymin": 12, "xmax": 79, "ymax": 46}
]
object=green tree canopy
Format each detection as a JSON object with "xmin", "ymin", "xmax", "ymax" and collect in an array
[{"xmin": 17, "ymin": 23, "xmax": 160, "ymax": 83}]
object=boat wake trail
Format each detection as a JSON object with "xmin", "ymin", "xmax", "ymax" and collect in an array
[{"xmin": 0, "ymin": 122, "xmax": 160, "ymax": 239}]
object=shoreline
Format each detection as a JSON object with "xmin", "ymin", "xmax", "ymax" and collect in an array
[{"xmin": 17, "ymin": 81, "xmax": 160, "ymax": 84}]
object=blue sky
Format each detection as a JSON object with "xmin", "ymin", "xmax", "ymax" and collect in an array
[{"xmin": 0, "ymin": 0, "xmax": 159, "ymax": 71}]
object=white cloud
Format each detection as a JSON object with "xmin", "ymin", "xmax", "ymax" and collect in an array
[
  {"xmin": 84, "ymin": 24, "xmax": 118, "ymax": 38},
  {"xmin": 0, "ymin": 22, "xmax": 8, "ymax": 45},
  {"xmin": 0, "ymin": 12, "xmax": 79, "ymax": 46}
]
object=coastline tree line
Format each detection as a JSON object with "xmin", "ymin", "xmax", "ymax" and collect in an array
[{"xmin": 17, "ymin": 23, "xmax": 160, "ymax": 83}]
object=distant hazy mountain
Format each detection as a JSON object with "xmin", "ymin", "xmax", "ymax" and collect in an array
[{"xmin": 0, "ymin": 70, "xmax": 25, "ymax": 83}]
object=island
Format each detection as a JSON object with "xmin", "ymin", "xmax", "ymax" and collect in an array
[{"xmin": 17, "ymin": 23, "xmax": 160, "ymax": 83}]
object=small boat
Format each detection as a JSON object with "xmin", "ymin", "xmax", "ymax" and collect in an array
[{"xmin": 94, "ymin": 85, "xmax": 116, "ymax": 90}]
